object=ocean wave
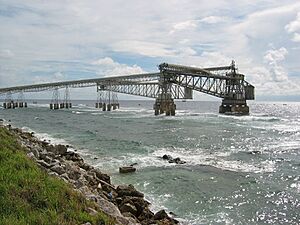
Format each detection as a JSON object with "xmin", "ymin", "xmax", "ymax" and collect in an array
[{"xmin": 20, "ymin": 126, "xmax": 72, "ymax": 147}]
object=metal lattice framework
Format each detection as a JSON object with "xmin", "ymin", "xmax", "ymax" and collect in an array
[{"xmin": 0, "ymin": 62, "xmax": 254, "ymax": 103}]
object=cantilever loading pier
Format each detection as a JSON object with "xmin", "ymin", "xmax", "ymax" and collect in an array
[{"xmin": 0, "ymin": 61, "xmax": 255, "ymax": 115}]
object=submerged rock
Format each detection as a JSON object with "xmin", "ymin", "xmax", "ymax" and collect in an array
[
  {"xmin": 162, "ymin": 154, "xmax": 186, "ymax": 164},
  {"xmin": 119, "ymin": 166, "xmax": 137, "ymax": 174}
]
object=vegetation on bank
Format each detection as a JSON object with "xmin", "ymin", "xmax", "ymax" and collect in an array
[{"xmin": 0, "ymin": 127, "xmax": 114, "ymax": 225}]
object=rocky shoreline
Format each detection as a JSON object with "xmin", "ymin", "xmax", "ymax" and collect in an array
[{"xmin": 3, "ymin": 124, "xmax": 179, "ymax": 225}]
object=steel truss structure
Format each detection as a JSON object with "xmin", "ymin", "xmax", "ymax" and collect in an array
[{"xmin": 0, "ymin": 61, "xmax": 255, "ymax": 114}]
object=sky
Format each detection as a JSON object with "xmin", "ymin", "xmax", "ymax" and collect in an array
[{"xmin": 0, "ymin": 0, "xmax": 300, "ymax": 101}]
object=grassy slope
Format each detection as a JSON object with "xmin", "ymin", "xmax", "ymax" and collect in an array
[{"xmin": 0, "ymin": 127, "xmax": 114, "ymax": 225}]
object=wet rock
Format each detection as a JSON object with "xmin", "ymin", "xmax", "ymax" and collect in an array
[
  {"xmin": 80, "ymin": 162, "xmax": 93, "ymax": 171},
  {"xmin": 92, "ymin": 169, "xmax": 111, "ymax": 184},
  {"xmin": 248, "ymin": 150, "xmax": 261, "ymax": 155},
  {"xmin": 54, "ymin": 144, "xmax": 68, "ymax": 155},
  {"xmin": 120, "ymin": 203, "xmax": 138, "ymax": 216},
  {"xmin": 169, "ymin": 157, "xmax": 186, "ymax": 164},
  {"xmin": 64, "ymin": 151, "xmax": 83, "ymax": 162},
  {"xmin": 162, "ymin": 154, "xmax": 172, "ymax": 160},
  {"xmin": 117, "ymin": 184, "xmax": 144, "ymax": 198},
  {"xmin": 119, "ymin": 166, "xmax": 137, "ymax": 174},
  {"xmin": 154, "ymin": 210, "xmax": 168, "ymax": 220},
  {"xmin": 162, "ymin": 155, "xmax": 186, "ymax": 164},
  {"xmin": 138, "ymin": 208, "xmax": 154, "ymax": 223}
]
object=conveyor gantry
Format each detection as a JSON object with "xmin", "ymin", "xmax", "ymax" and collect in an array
[{"xmin": 0, "ymin": 61, "xmax": 255, "ymax": 115}]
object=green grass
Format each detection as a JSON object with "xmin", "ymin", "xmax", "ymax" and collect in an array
[{"xmin": 0, "ymin": 127, "xmax": 115, "ymax": 225}]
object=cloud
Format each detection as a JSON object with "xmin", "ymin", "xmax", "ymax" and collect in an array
[
  {"xmin": 264, "ymin": 47, "xmax": 288, "ymax": 82},
  {"xmin": 91, "ymin": 57, "xmax": 145, "ymax": 76},
  {"xmin": 285, "ymin": 12, "xmax": 300, "ymax": 33},
  {"xmin": 0, "ymin": 49, "xmax": 14, "ymax": 58},
  {"xmin": 170, "ymin": 20, "xmax": 198, "ymax": 34},
  {"xmin": 33, "ymin": 71, "xmax": 66, "ymax": 84},
  {"xmin": 1, "ymin": 0, "xmax": 300, "ymax": 99},
  {"xmin": 285, "ymin": 11, "xmax": 300, "ymax": 43},
  {"xmin": 292, "ymin": 32, "xmax": 300, "ymax": 42},
  {"xmin": 199, "ymin": 16, "xmax": 227, "ymax": 24}
]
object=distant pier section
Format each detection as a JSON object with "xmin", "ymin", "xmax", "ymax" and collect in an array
[{"xmin": 0, "ymin": 61, "xmax": 254, "ymax": 115}]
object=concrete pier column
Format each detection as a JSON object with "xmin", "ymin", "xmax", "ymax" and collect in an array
[
  {"xmin": 112, "ymin": 103, "xmax": 117, "ymax": 110},
  {"xmin": 219, "ymin": 99, "xmax": 249, "ymax": 115},
  {"xmin": 3, "ymin": 102, "xmax": 7, "ymax": 109},
  {"xmin": 50, "ymin": 103, "xmax": 53, "ymax": 109},
  {"xmin": 153, "ymin": 93, "xmax": 176, "ymax": 116},
  {"xmin": 24, "ymin": 102, "xmax": 27, "ymax": 108},
  {"xmin": 95, "ymin": 102, "xmax": 99, "ymax": 108},
  {"xmin": 102, "ymin": 103, "xmax": 106, "ymax": 111},
  {"xmin": 19, "ymin": 102, "xmax": 23, "ymax": 108},
  {"xmin": 54, "ymin": 103, "xmax": 59, "ymax": 110},
  {"xmin": 107, "ymin": 104, "xmax": 111, "ymax": 111}
]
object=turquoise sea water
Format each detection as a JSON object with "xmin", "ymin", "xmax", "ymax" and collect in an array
[{"xmin": 0, "ymin": 100, "xmax": 299, "ymax": 224}]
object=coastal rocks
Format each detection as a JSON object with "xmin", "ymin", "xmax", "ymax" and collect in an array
[
  {"xmin": 53, "ymin": 144, "xmax": 68, "ymax": 155},
  {"xmin": 63, "ymin": 151, "xmax": 84, "ymax": 162},
  {"xmin": 119, "ymin": 166, "xmax": 137, "ymax": 173},
  {"xmin": 120, "ymin": 203, "xmax": 138, "ymax": 215},
  {"xmin": 154, "ymin": 210, "xmax": 169, "ymax": 220},
  {"xmin": 51, "ymin": 164, "xmax": 65, "ymax": 175},
  {"xmin": 117, "ymin": 184, "xmax": 144, "ymax": 198},
  {"xmin": 162, "ymin": 154, "xmax": 186, "ymax": 164},
  {"xmin": 7, "ymin": 126, "xmax": 181, "ymax": 225}
]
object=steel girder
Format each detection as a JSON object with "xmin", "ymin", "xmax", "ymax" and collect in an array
[{"xmin": 100, "ymin": 82, "xmax": 190, "ymax": 99}]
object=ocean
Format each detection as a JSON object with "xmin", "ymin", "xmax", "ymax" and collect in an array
[{"xmin": 0, "ymin": 100, "xmax": 299, "ymax": 225}]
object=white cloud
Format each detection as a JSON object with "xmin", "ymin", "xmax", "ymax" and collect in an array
[
  {"xmin": 264, "ymin": 47, "xmax": 288, "ymax": 81},
  {"xmin": 1, "ymin": 0, "xmax": 300, "ymax": 99},
  {"xmin": 285, "ymin": 12, "xmax": 300, "ymax": 33},
  {"xmin": 112, "ymin": 40, "xmax": 175, "ymax": 57},
  {"xmin": 33, "ymin": 71, "xmax": 66, "ymax": 84},
  {"xmin": 0, "ymin": 49, "xmax": 14, "ymax": 58},
  {"xmin": 170, "ymin": 20, "xmax": 198, "ymax": 33},
  {"xmin": 91, "ymin": 57, "xmax": 144, "ymax": 76},
  {"xmin": 264, "ymin": 47, "xmax": 288, "ymax": 62},
  {"xmin": 292, "ymin": 32, "xmax": 300, "ymax": 42},
  {"xmin": 199, "ymin": 16, "xmax": 227, "ymax": 24}
]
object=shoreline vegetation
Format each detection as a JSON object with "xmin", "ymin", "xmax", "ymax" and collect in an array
[{"xmin": 0, "ymin": 122, "xmax": 179, "ymax": 225}]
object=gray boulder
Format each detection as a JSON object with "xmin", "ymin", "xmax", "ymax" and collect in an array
[
  {"xmin": 51, "ymin": 164, "xmax": 65, "ymax": 175},
  {"xmin": 117, "ymin": 184, "xmax": 144, "ymax": 198}
]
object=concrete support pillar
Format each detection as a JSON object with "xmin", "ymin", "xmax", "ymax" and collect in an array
[
  {"xmin": 102, "ymin": 103, "xmax": 106, "ymax": 111},
  {"xmin": 153, "ymin": 93, "xmax": 176, "ymax": 116},
  {"xmin": 219, "ymin": 99, "xmax": 249, "ymax": 115},
  {"xmin": 3, "ymin": 102, "xmax": 7, "ymax": 109}
]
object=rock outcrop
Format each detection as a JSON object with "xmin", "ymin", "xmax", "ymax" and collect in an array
[{"xmin": 7, "ymin": 126, "xmax": 179, "ymax": 225}]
